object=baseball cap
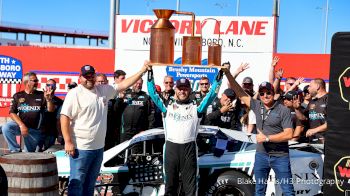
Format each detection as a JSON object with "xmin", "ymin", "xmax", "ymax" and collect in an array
[
  {"xmin": 81, "ymin": 65, "xmax": 95, "ymax": 76},
  {"xmin": 243, "ymin": 77, "xmax": 253, "ymax": 84},
  {"xmin": 258, "ymin": 82, "xmax": 274, "ymax": 92},
  {"xmin": 223, "ymin": 88, "xmax": 236, "ymax": 99},
  {"xmin": 176, "ymin": 78, "xmax": 191, "ymax": 88},
  {"xmin": 283, "ymin": 90, "xmax": 298, "ymax": 100}
]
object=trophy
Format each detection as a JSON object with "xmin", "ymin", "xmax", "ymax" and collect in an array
[
  {"xmin": 150, "ymin": 9, "xmax": 175, "ymax": 64},
  {"xmin": 150, "ymin": 9, "xmax": 224, "ymax": 68},
  {"xmin": 203, "ymin": 18, "xmax": 222, "ymax": 67}
]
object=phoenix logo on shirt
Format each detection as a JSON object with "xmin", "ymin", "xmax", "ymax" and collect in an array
[
  {"xmin": 131, "ymin": 100, "xmax": 144, "ymax": 106},
  {"xmin": 309, "ymin": 111, "xmax": 325, "ymax": 121},
  {"xmin": 18, "ymin": 103, "xmax": 41, "ymax": 113},
  {"xmin": 168, "ymin": 112, "xmax": 193, "ymax": 121}
]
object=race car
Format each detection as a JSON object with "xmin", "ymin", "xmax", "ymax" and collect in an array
[{"xmin": 52, "ymin": 126, "xmax": 324, "ymax": 195}]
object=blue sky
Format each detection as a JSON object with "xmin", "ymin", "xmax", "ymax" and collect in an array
[{"xmin": 0, "ymin": 0, "xmax": 349, "ymax": 54}]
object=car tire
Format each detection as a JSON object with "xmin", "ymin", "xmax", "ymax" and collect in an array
[{"xmin": 206, "ymin": 170, "xmax": 254, "ymax": 196}]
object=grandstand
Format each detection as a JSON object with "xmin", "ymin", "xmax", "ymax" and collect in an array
[{"xmin": 0, "ymin": 21, "xmax": 109, "ymax": 47}]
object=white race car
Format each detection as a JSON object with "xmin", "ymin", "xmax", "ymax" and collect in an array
[{"xmin": 52, "ymin": 126, "xmax": 324, "ymax": 196}]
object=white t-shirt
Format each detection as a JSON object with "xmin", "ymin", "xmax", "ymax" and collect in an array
[
  {"xmin": 60, "ymin": 84, "xmax": 118, "ymax": 150},
  {"xmin": 242, "ymin": 110, "xmax": 257, "ymax": 133},
  {"xmin": 248, "ymin": 110, "xmax": 256, "ymax": 125}
]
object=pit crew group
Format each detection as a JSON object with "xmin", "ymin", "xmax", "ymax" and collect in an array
[{"xmin": 1, "ymin": 56, "xmax": 328, "ymax": 196}]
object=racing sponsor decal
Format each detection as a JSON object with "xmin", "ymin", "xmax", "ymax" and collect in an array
[
  {"xmin": 334, "ymin": 156, "xmax": 350, "ymax": 192},
  {"xmin": 166, "ymin": 58, "xmax": 219, "ymax": 89},
  {"xmin": 99, "ymin": 173, "xmax": 114, "ymax": 184},
  {"xmin": 338, "ymin": 67, "xmax": 350, "ymax": 110}
]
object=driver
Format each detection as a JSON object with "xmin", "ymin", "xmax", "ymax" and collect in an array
[{"xmin": 146, "ymin": 68, "xmax": 223, "ymax": 195}]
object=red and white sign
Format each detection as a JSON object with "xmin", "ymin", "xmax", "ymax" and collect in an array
[
  {"xmin": 115, "ymin": 15, "xmax": 275, "ymax": 92},
  {"xmin": 116, "ymin": 15, "xmax": 274, "ymax": 53}
]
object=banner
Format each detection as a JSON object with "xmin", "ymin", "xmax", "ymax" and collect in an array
[
  {"xmin": 115, "ymin": 15, "xmax": 275, "ymax": 92},
  {"xmin": 324, "ymin": 32, "xmax": 350, "ymax": 195},
  {"xmin": 0, "ymin": 46, "xmax": 115, "ymax": 117},
  {"xmin": 0, "ymin": 55, "xmax": 22, "ymax": 83}
]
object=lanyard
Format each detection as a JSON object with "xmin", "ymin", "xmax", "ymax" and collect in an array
[{"xmin": 260, "ymin": 103, "xmax": 272, "ymax": 131}]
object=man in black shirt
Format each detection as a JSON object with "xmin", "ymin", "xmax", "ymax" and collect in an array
[
  {"xmin": 282, "ymin": 90, "xmax": 305, "ymax": 141},
  {"xmin": 2, "ymin": 72, "xmax": 54, "ymax": 152},
  {"xmin": 105, "ymin": 70, "xmax": 126, "ymax": 150},
  {"xmin": 120, "ymin": 78, "xmax": 154, "ymax": 142},
  {"xmin": 39, "ymin": 79, "xmax": 63, "ymax": 151},
  {"xmin": 297, "ymin": 78, "xmax": 328, "ymax": 143},
  {"xmin": 204, "ymin": 88, "xmax": 241, "ymax": 130}
]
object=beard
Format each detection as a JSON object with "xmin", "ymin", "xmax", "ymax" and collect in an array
[{"xmin": 133, "ymin": 88, "xmax": 141, "ymax": 93}]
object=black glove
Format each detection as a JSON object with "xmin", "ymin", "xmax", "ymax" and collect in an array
[
  {"xmin": 147, "ymin": 68, "xmax": 153, "ymax": 82},
  {"xmin": 216, "ymin": 62, "xmax": 230, "ymax": 81}
]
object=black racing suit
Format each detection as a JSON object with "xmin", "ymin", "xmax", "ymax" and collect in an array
[{"xmin": 120, "ymin": 89, "xmax": 154, "ymax": 142}]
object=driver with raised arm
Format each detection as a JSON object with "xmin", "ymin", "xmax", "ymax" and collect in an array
[{"xmin": 147, "ymin": 66, "xmax": 223, "ymax": 196}]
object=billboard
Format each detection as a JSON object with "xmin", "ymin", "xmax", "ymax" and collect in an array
[
  {"xmin": 0, "ymin": 46, "xmax": 115, "ymax": 117},
  {"xmin": 115, "ymin": 15, "xmax": 275, "ymax": 92}
]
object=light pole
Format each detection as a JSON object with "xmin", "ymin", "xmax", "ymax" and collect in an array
[
  {"xmin": 0, "ymin": 0, "xmax": 3, "ymax": 38},
  {"xmin": 323, "ymin": 0, "xmax": 329, "ymax": 54},
  {"xmin": 236, "ymin": 0, "xmax": 240, "ymax": 16}
]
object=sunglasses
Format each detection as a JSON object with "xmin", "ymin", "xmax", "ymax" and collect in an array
[
  {"xmin": 287, "ymin": 83, "xmax": 294, "ymax": 86},
  {"xmin": 200, "ymin": 83, "xmax": 209, "ymax": 86},
  {"xmin": 46, "ymin": 84, "xmax": 56, "ymax": 88},
  {"xmin": 259, "ymin": 91, "xmax": 272, "ymax": 96},
  {"xmin": 29, "ymin": 79, "xmax": 39, "ymax": 83},
  {"xmin": 83, "ymin": 74, "xmax": 95, "ymax": 80},
  {"xmin": 283, "ymin": 97, "xmax": 293, "ymax": 101},
  {"xmin": 164, "ymin": 82, "xmax": 173, "ymax": 84}
]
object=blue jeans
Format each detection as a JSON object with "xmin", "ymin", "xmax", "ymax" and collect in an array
[
  {"xmin": 254, "ymin": 152, "xmax": 295, "ymax": 196},
  {"xmin": 2, "ymin": 121, "xmax": 42, "ymax": 152},
  {"xmin": 37, "ymin": 135, "xmax": 56, "ymax": 151},
  {"xmin": 68, "ymin": 148, "xmax": 104, "ymax": 196}
]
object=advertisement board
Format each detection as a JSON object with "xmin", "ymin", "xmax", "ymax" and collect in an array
[
  {"xmin": 115, "ymin": 15, "xmax": 275, "ymax": 92},
  {"xmin": 324, "ymin": 32, "xmax": 350, "ymax": 195},
  {"xmin": 0, "ymin": 46, "xmax": 115, "ymax": 117}
]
